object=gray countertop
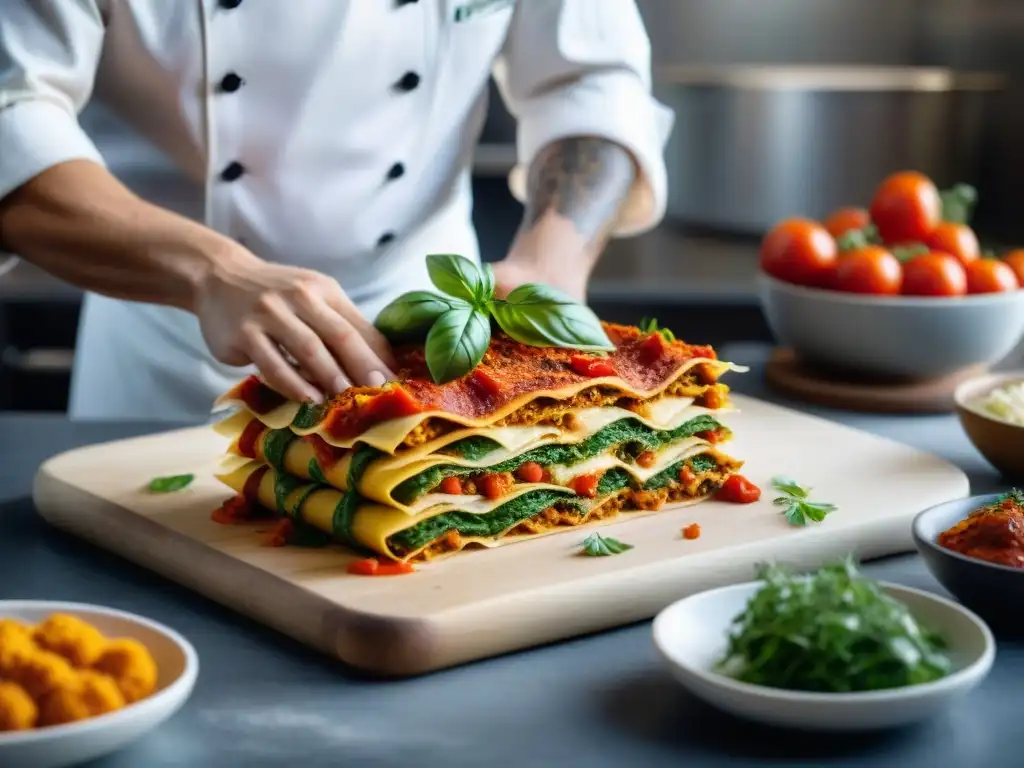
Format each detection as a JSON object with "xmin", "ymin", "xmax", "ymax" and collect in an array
[{"xmin": 1, "ymin": 342, "xmax": 1018, "ymax": 768}]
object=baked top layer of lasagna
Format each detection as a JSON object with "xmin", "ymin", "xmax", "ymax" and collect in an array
[{"xmin": 215, "ymin": 323, "xmax": 740, "ymax": 451}]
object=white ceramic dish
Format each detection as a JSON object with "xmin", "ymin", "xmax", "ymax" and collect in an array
[
  {"xmin": 0, "ymin": 601, "xmax": 199, "ymax": 768},
  {"xmin": 652, "ymin": 580, "xmax": 995, "ymax": 731},
  {"xmin": 758, "ymin": 271, "xmax": 1024, "ymax": 379}
]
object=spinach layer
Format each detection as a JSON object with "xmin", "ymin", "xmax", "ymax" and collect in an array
[
  {"xmin": 387, "ymin": 452, "xmax": 722, "ymax": 553},
  {"xmin": 391, "ymin": 414, "xmax": 722, "ymax": 504}
]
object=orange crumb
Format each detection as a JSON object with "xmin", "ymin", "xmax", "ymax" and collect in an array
[{"xmin": 682, "ymin": 523, "xmax": 701, "ymax": 540}]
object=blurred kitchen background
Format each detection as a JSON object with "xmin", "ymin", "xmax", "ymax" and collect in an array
[{"xmin": 2, "ymin": 0, "xmax": 1023, "ymax": 411}]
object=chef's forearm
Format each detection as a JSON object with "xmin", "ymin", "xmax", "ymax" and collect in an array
[
  {"xmin": 511, "ymin": 137, "xmax": 636, "ymax": 272},
  {"xmin": 0, "ymin": 160, "xmax": 252, "ymax": 311}
]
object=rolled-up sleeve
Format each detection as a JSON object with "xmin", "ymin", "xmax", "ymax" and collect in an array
[
  {"xmin": 493, "ymin": 0, "xmax": 675, "ymax": 237},
  {"xmin": 0, "ymin": 0, "xmax": 106, "ymax": 201}
]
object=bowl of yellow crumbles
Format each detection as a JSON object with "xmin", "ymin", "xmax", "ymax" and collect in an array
[{"xmin": 0, "ymin": 601, "xmax": 198, "ymax": 768}]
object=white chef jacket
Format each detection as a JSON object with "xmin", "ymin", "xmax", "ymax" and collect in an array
[{"xmin": 0, "ymin": 0, "xmax": 674, "ymax": 422}]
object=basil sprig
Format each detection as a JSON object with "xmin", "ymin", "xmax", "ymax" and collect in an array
[{"xmin": 374, "ymin": 254, "xmax": 613, "ymax": 383}]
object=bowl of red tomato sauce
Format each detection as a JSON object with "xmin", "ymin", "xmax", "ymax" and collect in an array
[
  {"xmin": 758, "ymin": 171, "xmax": 1024, "ymax": 380},
  {"xmin": 913, "ymin": 491, "xmax": 1024, "ymax": 631}
]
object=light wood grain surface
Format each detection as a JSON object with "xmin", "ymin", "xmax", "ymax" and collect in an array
[{"xmin": 32, "ymin": 394, "xmax": 969, "ymax": 676}]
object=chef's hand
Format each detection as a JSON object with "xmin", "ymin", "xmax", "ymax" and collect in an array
[{"xmin": 194, "ymin": 255, "xmax": 397, "ymax": 403}]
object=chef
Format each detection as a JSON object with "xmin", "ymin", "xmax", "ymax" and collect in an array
[{"xmin": 0, "ymin": 0, "xmax": 673, "ymax": 421}]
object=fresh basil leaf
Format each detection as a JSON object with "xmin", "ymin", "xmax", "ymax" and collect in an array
[
  {"xmin": 426, "ymin": 254, "xmax": 488, "ymax": 304},
  {"xmin": 374, "ymin": 290, "xmax": 466, "ymax": 342},
  {"xmin": 424, "ymin": 307, "xmax": 491, "ymax": 384},
  {"xmin": 147, "ymin": 474, "xmax": 194, "ymax": 493},
  {"xmin": 490, "ymin": 283, "xmax": 614, "ymax": 352},
  {"xmin": 479, "ymin": 263, "xmax": 496, "ymax": 304},
  {"xmin": 581, "ymin": 532, "xmax": 633, "ymax": 557}
]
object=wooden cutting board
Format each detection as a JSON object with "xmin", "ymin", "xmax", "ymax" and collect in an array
[{"xmin": 32, "ymin": 394, "xmax": 969, "ymax": 676}]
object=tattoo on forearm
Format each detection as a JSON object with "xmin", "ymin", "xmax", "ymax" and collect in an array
[{"xmin": 521, "ymin": 137, "xmax": 636, "ymax": 241}]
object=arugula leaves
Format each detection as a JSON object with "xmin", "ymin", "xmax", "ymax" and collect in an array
[
  {"xmin": 580, "ymin": 532, "xmax": 633, "ymax": 557},
  {"xmin": 771, "ymin": 476, "xmax": 836, "ymax": 526},
  {"xmin": 716, "ymin": 558, "xmax": 951, "ymax": 692},
  {"xmin": 147, "ymin": 474, "xmax": 194, "ymax": 493},
  {"xmin": 374, "ymin": 253, "xmax": 613, "ymax": 384}
]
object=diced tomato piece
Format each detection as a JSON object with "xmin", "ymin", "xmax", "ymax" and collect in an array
[
  {"xmin": 264, "ymin": 519, "xmax": 294, "ymax": 547},
  {"xmin": 478, "ymin": 472, "xmax": 514, "ymax": 500},
  {"xmin": 715, "ymin": 474, "xmax": 762, "ymax": 504},
  {"xmin": 516, "ymin": 462, "xmax": 545, "ymax": 483},
  {"xmin": 439, "ymin": 476, "xmax": 464, "ymax": 495},
  {"xmin": 636, "ymin": 451, "xmax": 656, "ymax": 469},
  {"xmin": 638, "ymin": 333, "xmax": 666, "ymax": 364},
  {"xmin": 468, "ymin": 368, "xmax": 503, "ymax": 399},
  {"xmin": 211, "ymin": 495, "xmax": 254, "ymax": 525},
  {"xmin": 699, "ymin": 387, "xmax": 727, "ymax": 410},
  {"xmin": 689, "ymin": 345, "xmax": 717, "ymax": 360},
  {"xmin": 346, "ymin": 558, "xmax": 415, "ymax": 576},
  {"xmin": 347, "ymin": 558, "xmax": 380, "ymax": 576},
  {"xmin": 570, "ymin": 355, "xmax": 617, "ymax": 378},
  {"xmin": 697, "ymin": 430, "xmax": 724, "ymax": 444},
  {"xmin": 682, "ymin": 523, "xmax": 702, "ymax": 540},
  {"xmin": 237, "ymin": 375, "xmax": 288, "ymax": 414},
  {"xmin": 376, "ymin": 562, "xmax": 416, "ymax": 576},
  {"xmin": 236, "ymin": 418, "xmax": 266, "ymax": 458},
  {"xmin": 570, "ymin": 473, "xmax": 600, "ymax": 499},
  {"xmin": 361, "ymin": 386, "xmax": 423, "ymax": 423},
  {"xmin": 304, "ymin": 434, "xmax": 346, "ymax": 469},
  {"xmin": 679, "ymin": 465, "xmax": 697, "ymax": 487}
]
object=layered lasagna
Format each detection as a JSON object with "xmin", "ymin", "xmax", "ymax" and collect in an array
[{"xmin": 211, "ymin": 323, "xmax": 746, "ymax": 562}]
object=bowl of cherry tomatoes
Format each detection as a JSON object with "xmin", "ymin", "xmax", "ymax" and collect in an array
[{"xmin": 759, "ymin": 171, "xmax": 1024, "ymax": 380}]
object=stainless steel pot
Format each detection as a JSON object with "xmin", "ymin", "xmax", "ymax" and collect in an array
[{"xmin": 654, "ymin": 65, "xmax": 1005, "ymax": 235}]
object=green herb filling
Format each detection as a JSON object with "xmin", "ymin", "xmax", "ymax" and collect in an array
[{"xmin": 391, "ymin": 414, "xmax": 723, "ymax": 503}]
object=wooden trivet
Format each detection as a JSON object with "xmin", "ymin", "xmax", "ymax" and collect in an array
[{"xmin": 764, "ymin": 348, "xmax": 986, "ymax": 414}]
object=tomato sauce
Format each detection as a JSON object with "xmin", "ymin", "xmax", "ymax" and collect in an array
[
  {"xmin": 715, "ymin": 474, "xmax": 761, "ymax": 504},
  {"xmin": 221, "ymin": 323, "xmax": 720, "ymax": 441},
  {"xmin": 938, "ymin": 494, "xmax": 1024, "ymax": 568}
]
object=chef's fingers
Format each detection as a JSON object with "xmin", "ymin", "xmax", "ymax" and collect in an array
[
  {"xmin": 241, "ymin": 326, "xmax": 324, "ymax": 403},
  {"xmin": 296, "ymin": 296, "xmax": 395, "ymax": 389},
  {"xmin": 264, "ymin": 308, "xmax": 353, "ymax": 396},
  {"xmin": 322, "ymin": 289, "xmax": 398, "ymax": 370}
]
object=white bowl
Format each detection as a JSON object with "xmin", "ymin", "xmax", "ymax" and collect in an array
[
  {"xmin": 0, "ymin": 601, "xmax": 199, "ymax": 768},
  {"xmin": 758, "ymin": 271, "xmax": 1024, "ymax": 379},
  {"xmin": 652, "ymin": 580, "xmax": 994, "ymax": 731}
]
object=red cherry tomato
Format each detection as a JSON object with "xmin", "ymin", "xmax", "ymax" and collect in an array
[
  {"xmin": 832, "ymin": 246, "xmax": 902, "ymax": 295},
  {"xmin": 760, "ymin": 218, "xmax": 838, "ymax": 287},
  {"xmin": 570, "ymin": 473, "xmax": 600, "ymax": 499},
  {"xmin": 966, "ymin": 259, "xmax": 1020, "ymax": 294},
  {"xmin": 901, "ymin": 252, "xmax": 968, "ymax": 297},
  {"xmin": 823, "ymin": 207, "xmax": 870, "ymax": 240},
  {"xmin": 478, "ymin": 472, "xmax": 515, "ymax": 500},
  {"xmin": 1001, "ymin": 250, "xmax": 1024, "ymax": 286},
  {"xmin": 869, "ymin": 171, "xmax": 942, "ymax": 244},
  {"xmin": 926, "ymin": 222, "xmax": 980, "ymax": 267}
]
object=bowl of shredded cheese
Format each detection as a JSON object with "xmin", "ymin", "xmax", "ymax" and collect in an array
[{"xmin": 955, "ymin": 371, "xmax": 1024, "ymax": 478}]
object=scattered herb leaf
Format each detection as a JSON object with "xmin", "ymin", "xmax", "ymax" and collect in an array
[
  {"xmin": 580, "ymin": 532, "xmax": 633, "ymax": 557},
  {"xmin": 147, "ymin": 474, "xmax": 195, "ymax": 493},
  {"xmin": 771, "ymin": 475, "xmax": 836, "ymax": 526},
  {"xmin": 716, "ymin": 558, "xmax": 952, "ymax": 692}
]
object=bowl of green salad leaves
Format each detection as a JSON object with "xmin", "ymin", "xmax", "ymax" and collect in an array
[{"xmin": 652, "ymin": 558, "xmax": 994, "ymax": 731}]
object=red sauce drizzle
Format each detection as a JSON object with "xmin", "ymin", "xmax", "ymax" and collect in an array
[
  {"xmin": 304, "ymin": 434, "xmax": 347, "ymax": 469},
  {"xmin": 222, "ymin": 324, "xmax": 718, "ymax": 441},
  {"xmin": 235, "ymin": 376, "xmax": 288, "ymax": 415},
  {"xmin": 236, "ymin": 418, "xmax": 266, "ymax": 459}
]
